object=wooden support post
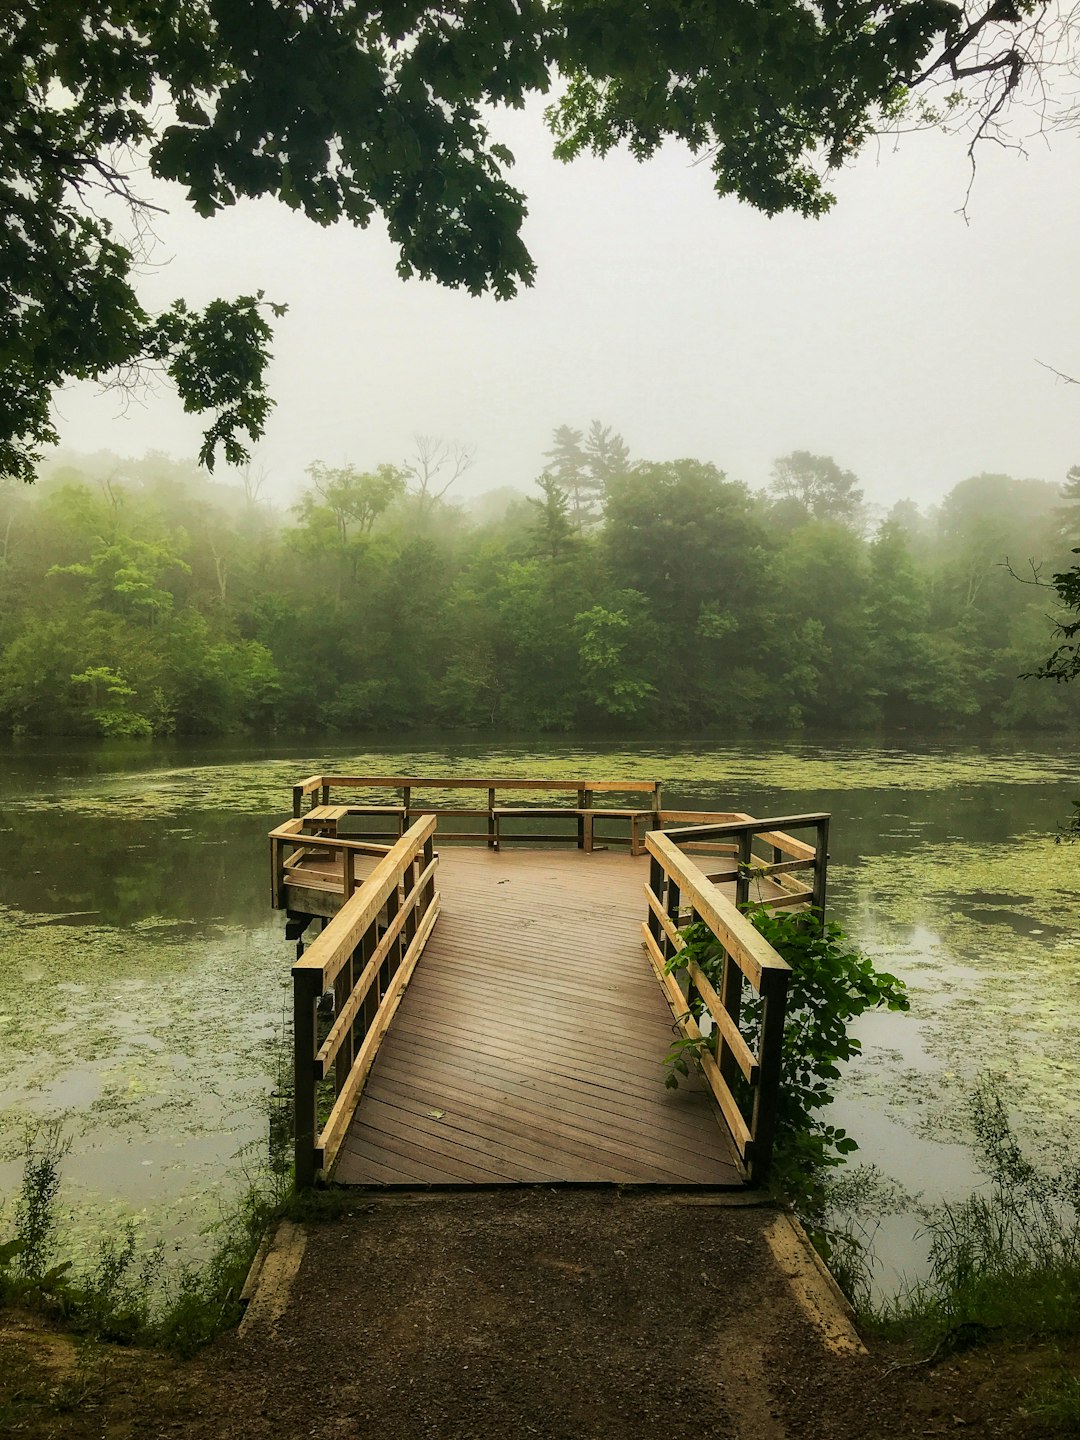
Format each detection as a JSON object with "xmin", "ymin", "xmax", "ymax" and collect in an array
[
  {"xmin": 664, "ymin": 877, "xmax": 681, "ymax": 962},
  {"xmin": 717, "ymin": 946, "xmax": 743, "ymax": 1090},
  {"xmin": 334, "ymin": 959, "xmax": 350, "ymax": 1095},
  {"xmin": 321, "ymin": 782, "xmax": 330, "ymax": 806},
  {"xmin": 812, "ymin": 817, "xmax": 830, "ymax": 919},
  {"xmin": 358, "ymin": 922, "xmax": 378, "ymax": 1047},
  {"xmin": 292, "ymin": 787, "xmax": 302, "ymax": 820},
  {"xmin": 576, "ymin": 788, "xmax": 586, "ymax": 850},
  {"xmin": 647, "ymin": 855, "xmax": 664, "ymax": 945},
  {"xmin": 293, "ymin": 969, "xmax": 321, "ymax": 1189},
  {"xmin": 343, "ymin": 847, "xmax": 355, "ymax": 900},
  {"xmin": 383, "ymin": 884, "xmax": 401, "ymax": 987},
  {"xmin": 488, "ymin": 788, "xmax": 496, "ymax": 849},
  {"xmin": 652, "ymin": 781, "xmax": 662, "ymax": 837},
  {"xmin": 582, "ymin": 789, "xmax": 594, "ymax": 853},
  {"xmin": 749, "ymin": 973, "xmax": 789, "ymax": 1185},
  {"xmin": 736, "ymin": 831, "xmax": 753, "ymax": 910},
  {"xmin": 422, "ymin": 834, "xmax": 435, "ymax": 909},
  {"xmin": 271, "ymin": 837, "xmax": 282, "ymax": 909},
  {"xmin": 402, "ymin": 786, "xmax": 411, "ymax": 833},
  {"xmin": 403, "ymin": 857, "xmax": 418, "ymax": 954}
]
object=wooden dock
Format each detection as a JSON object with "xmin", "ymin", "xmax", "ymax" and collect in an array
[
  {"xmin": 273, "ymin": 776, "xmax": 830, "ymax": 1192},
  {"xmin": 335, "ymin": 848, "xmax": 741, "ymax": 1185}
]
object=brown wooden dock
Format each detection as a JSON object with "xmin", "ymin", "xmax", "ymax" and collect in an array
[
  {"xmin": 334, "ymin": 848, "xmax": 741, "ymax": 1185},
  {"xmin": 276, "ymin": 775, "xmax": 830, "ymax": 1192}
]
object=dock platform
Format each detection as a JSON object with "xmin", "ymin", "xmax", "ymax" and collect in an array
[{"xmin": 272, "ymin": 775, "xmax": 831, "ymax": 1191}]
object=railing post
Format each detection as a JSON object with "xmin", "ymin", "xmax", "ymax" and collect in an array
[
  {"xmin": 271, "ymin": 836, "xmax": 282, "ymax": 909},
  {"xmin": 749, "ymin": 971, "xmax": 789, "ymax": 1185},
  {"xmin": 335, "ymin": 953, "xmax": 351, "ymax": 1095},
  {"xmin": 422, "ymin": 833, "xmax": 435, "ymax": 909},
  {"xmin": 384, "ymin": 883, "xmax": 401, "ymax": 986},
  {"xmin": 717, "ymin": 945, "xmax": 743, "ymax": 1090},
  {"xmin": 404, "ymin": 855, "xmax": 418, "ymax": 953},
  {"xmin": 343, "ymin": 846, "xmax": 355, "ymax": 900},
  {"xmin": 321, "ymin": 781, "xmax": 330, "ymax": 806},
  {"xmin": 488, "ymin": 788, "xmax": 497, "ymax": 849},
  {"xmin": 812, "ymin": 817, "xmax": 830, "ymax": 919},
  {"xmin": 647, "ymin": 853, "xmax": 664, "ymax": 945},
  {"xmin": 358, "ymin": 921, "xmax": 378, "ymax": 1046},
  {"xmin": 663, "ymin": 876, "xmax": 681, "ymax": 962},
  {"xmin": 735, "ymin": 832, "xmax": 753, "ymax": 910},
  {"xmin": 576, "ymin": 788, "xmax": 586, "ymax": 851},
  {"xmin": 293, "ymin": 969, "xmax": 321, "ymax": 1189},
  {"xmin": 292, "ymin": 786, "xmax": 302, "ymax": 820}
]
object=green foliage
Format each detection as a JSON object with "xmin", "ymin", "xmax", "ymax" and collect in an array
[
  {"xmin": 1026, "ymin": 549, "xmax": 1080, "ymax": 685},
  {"xmin": 9, "ymin": 1122, "xmax": 71, "ymax": 1288},
  {"xmin": 769, "ymin": 451, "xmax": 865, "ymax": 527},
  {"xmin": 663, "ymin": 909, "xmax": 909, "ymax": 1191},
  {"xmin": 1, "ymin": 447, "xmax": 1078, "ymax": 737},
  {"xmin": 1, "ymin": 2, "xmax": 1044, "ymax": 480},
  {"xmin": 0, "ymin": 1120, "xmax": 282, "ymax": 1356},
  {"xmin": 875, "ymin": 1080, "xmax": 1080, "ymax": 1367}
]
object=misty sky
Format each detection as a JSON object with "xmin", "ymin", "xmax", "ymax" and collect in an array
[{"xmin": 51, "ymin": 103, "xmax": 1080, "ymax": 513}]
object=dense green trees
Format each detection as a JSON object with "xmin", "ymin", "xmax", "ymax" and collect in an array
[
  {"xmin": 2, "ymin": 0, "xmax": 1051, "ymax": 482},
  {"xmin": 0, "ymin": 442, "xmax": 1075, "ymax": 738}
]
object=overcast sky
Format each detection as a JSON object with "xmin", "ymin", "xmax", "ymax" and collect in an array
[{"xmin": 51, "ymin": 103, "xmax": 1080, "ymax": 513}]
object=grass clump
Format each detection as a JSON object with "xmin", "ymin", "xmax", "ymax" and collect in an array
[
  {"xmin": 0, "ymin": 1121, "xmax": 284, "ymax": 1356},
  {"xmin": 871, "ymin": 1079, "xmax": 1080, "ymax": 1427},
  {"xmin": 878, "ymin": 1081, "xmax": 1080, "ymax": 1348}
]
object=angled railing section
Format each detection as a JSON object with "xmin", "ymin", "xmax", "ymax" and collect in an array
[
  {"xmin": 643, "ymin": 828, "xmax": 803, "ymax": 1186},
  {"xmin": 269, "ymin": 817, "xmax": 393, "ymax": 910},
  {"xmin": 292, "ymin": 815, "xmax": 440, "ymax": 1187},
  {"xmin": 663, "ymin": 812, "xmax": 830, "ymax": 915}
]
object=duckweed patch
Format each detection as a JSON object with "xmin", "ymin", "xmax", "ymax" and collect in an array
[
  {"xmin": 5, "ymin": 738, "xmax": 1079, "ymax": 822},
  {"xmin": 0, "ymin": 905, "xmax": 288, "ymax": 1255}
]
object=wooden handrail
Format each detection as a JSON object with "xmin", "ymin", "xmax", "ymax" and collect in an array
[
  {"xmin": 643, "ymin": 830, "xmax": 792, "ymax": 1185},
  {"xmin": 285, "ymin": 773, "xmax": 665, "ymax": 856},
  {"xmin": 292, "ymin": 815, "xmax": 440, "ymax": 1186},
  {"xmin": 317, "ymin": 774, "xmax": 663, "ymax": 793}
]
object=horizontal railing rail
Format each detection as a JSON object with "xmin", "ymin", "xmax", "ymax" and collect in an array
[
  {"xmin": 643, "ymin": 830, "xmax": 792, "ymax": 1185},
  {"xmin": 292, "ymin": 815, "xmax": 440, "ymax": 1187},
  {"xmin": 289, "ymin": 774, "xmax": 666, "ymax": 854}
]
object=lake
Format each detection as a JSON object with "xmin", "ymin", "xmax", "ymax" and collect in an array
[{"xmin": 1, "ymin": 735, "xmax": 1077, "ymax": 1290}]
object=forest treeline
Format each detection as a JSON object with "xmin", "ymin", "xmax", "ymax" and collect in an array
[{"xmin": 1, "ymin": 430, "xmax": 1078, "ymax": 737}]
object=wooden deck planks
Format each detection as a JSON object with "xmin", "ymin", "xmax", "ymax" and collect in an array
[{"xmin": 333, "ymin": 847, "xmax": 744, "ymax": 1188}]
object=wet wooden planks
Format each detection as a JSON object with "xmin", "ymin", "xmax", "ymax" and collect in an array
[{"xmin": 333, "ymin": 847, "xmax": 744, "ymax": 1187}]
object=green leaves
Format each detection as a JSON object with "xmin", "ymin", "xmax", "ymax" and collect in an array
[
  {"xmin": 0, "ymin": 0, "xmax": 1041, "ymax": 480},
  {"xmin": 663, "ymin": 909, "xmax": 909, "ymax": 1193}
]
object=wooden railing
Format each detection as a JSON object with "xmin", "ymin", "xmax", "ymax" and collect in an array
[
  {"xmin": 268, "ymin": 817, "xmax": 392, "ymax": 910},
  {"xmin": 292, "ymin": 815, "xmax": 440, "ymax": 1187},
  {"xmin": 643, "ymin": 830, "xmax": 793, "ymax": 1185},
  {"xmin": 289, "ymin": 774, "xmax": 666, "ymax": 853},
  {"xmin": 665, "ymin": 812, "xmax": 830, "ymax": 916}
]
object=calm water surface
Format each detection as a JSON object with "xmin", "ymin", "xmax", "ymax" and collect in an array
[{"xmin": 1, "ymin": 736, "xmax": 1077, "ymax": 1286}]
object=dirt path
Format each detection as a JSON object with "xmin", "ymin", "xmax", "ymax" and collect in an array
[
  {"xmin": 0, "ymin": 1191, "xmax": 1065, "ymax": 1438},
  {"xmin": 185, "ymin": 1191, "xmax": 1026, "ymax": 1440}
]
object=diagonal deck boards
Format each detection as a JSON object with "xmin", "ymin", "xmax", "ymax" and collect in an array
[{"xmin": 333, "ymin": 848, "xmax": 744, "ymax": 1187}]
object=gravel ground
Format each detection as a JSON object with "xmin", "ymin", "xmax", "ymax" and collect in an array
[{"xmin": 1, "ymin": 1191, "xmax": 1069, "ymax": 1439}]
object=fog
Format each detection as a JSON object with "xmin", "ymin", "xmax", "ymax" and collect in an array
[{"xmin": 50, "ymin": 103, "xmax": 1080, "ymax": 509}]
